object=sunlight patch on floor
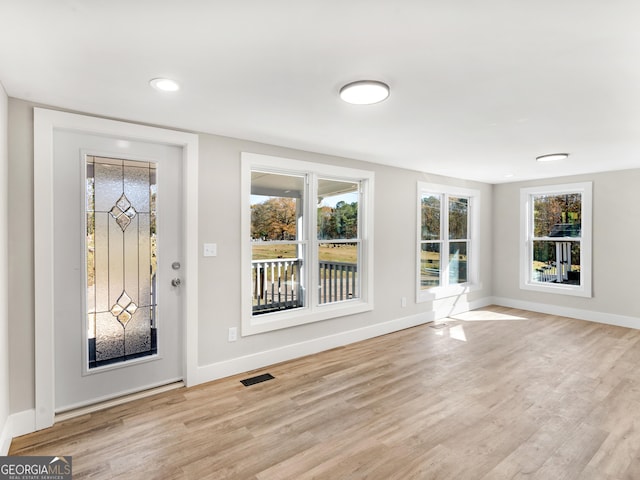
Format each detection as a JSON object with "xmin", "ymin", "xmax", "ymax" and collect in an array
[{"xmin": 434, "ymin": 324, "xmax": 467, "ymax": 342}]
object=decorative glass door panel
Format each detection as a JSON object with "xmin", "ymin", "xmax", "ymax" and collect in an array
[{"xmin": 86, "ymin": 156, "xmax": 158, "ymax": 369}]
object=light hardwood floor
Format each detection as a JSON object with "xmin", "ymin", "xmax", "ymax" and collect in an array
[{"xmin": 10, "ymin": 306, "xmax": 640, "ymax": 479}]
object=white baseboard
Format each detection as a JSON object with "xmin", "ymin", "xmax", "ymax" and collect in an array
[
  {"xmin": 195, "ymin": 310, "xmax": 437, "ymax": 385},
  {"xmin": 491, "ymin": 297, "xmax": 640, "ymax": 330},
  {"xmin": 0, "ymin": 417, "xmax": 10, "ymax": 456},
  {"xmin": 471, "ymin": 297, "xmax": 495, "ymax": 310},
  {"xmin": 0, "ymin": 409, "xmax": 35, "ymax": 455},
  {"xmin": 9, "ymin": 409, "xmax": 35, "ymax": 439}
]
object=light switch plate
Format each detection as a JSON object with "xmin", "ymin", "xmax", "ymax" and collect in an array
[
  {"xmin": 228, "ymin": 327, "xmax": 237, "ymax": 342},
  {"xmin": 203, "ymin": 243, "xmax": 217, "ymax": 257}
]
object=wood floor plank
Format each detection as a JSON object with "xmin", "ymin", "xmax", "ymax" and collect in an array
[{"xmin": 9, "ymin": 306, "xmax": 640, "ymax": 479}]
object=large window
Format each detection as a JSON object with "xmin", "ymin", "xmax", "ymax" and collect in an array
[
  {"xmin": 417, "ymin": 182, "xmax": 481, "ymax": 302},
  {"xmin": 520, "ymin": 182, "xmax": 592, "ymax": 297},
  {"xmin": 317, "ymin": 179, "xmax": 361, "ymax": 305},
  {"xmin": 250, "ymin": 172, "xmax": 306, "ymax": 314},
  {"xmin": 242, "ymin": 153, "xmax": 374, "ymax": 335}
]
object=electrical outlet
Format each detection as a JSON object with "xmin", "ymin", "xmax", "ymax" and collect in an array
[
  {"xmin": 228, "ymin": 327, "xmax": 237, "ymax": 342},
  {"xmin": 401, "ymin": 297, "xmax": 407, "ymax": 307}
]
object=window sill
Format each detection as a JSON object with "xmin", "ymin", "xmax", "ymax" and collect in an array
[
  {"xmin": 242, "ymin": 300, "xmax": 374, "ymax": 336},
  {"xmin": 520, "ymin": 280, "xmax": 592, "ymax": 298},
  {"xmin": 417, "ymin": 282, "xmax": 483, "ymax": 303}
]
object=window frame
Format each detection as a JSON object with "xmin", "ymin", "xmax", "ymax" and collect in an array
[
  {"xmin": 316, "ymin": 177, "xmax": 362, "ymax": 306},
  {"xmin": 417, "ymin": 182, "xmax": 481, "ymax": 302},
  {"xmin": 519, "ymin": 181, "xmax": 592, "ymax": 297},
  {"xmin": 249, "ymin": 170, "xmax": 308, "ymax": 316},
  {"xmin": 241, "ymin": 152, "xmax": 374, "ymax": 336}
]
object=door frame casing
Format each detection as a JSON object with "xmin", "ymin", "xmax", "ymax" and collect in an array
[{"xmin": 34, "ymin": 108, "xmax": 199, "ymax": 430}]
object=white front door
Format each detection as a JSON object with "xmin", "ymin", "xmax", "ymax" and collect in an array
[{"xmin": 52, "ymin": 128, "xmax": 183, "ymax": 412}]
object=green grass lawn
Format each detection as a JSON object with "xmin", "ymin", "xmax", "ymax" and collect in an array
[{"xmin": 252, "ymin": 243, "xmax": 358, "ymax": 263}]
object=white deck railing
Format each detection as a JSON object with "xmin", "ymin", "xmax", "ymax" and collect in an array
[
  {"xmin": 318, "ymin": 260, "xmax": 358, "ymax": 305},
  {"xmin": 252, "ymin": 258, "xmax": 358, "ymax": 314},
  {"xmin": 252, "ymin": 258, "xmax": 302, "ymax": 313}
]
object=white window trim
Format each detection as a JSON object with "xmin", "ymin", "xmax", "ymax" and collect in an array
[
  {"xmin": 417, "ymin": 182, "xmax": 482, "ymax": 302},
  {"xmin": 519, "ymin": 181, "xmax": 592, "ymax": 297},
  {"xmin": 241, "ymin": 152, "xmax": 374, "ymax": 336}
]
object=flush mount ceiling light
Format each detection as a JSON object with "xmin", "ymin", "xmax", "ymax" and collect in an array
[
  {"xmin": 536, "ymin": 153, "xmax": 569, "ymax": 162},
  {"xmin": 149, "ymin": 78, "xmax": 180, "ymax": 92},
  {"xmin": 339, "ymin": 80, "xmax": 390, "ymax": 105}
]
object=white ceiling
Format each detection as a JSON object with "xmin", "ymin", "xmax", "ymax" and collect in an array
[{"xmin": 1, "ymin": 0, "xmax": 639, "ymax": 184}]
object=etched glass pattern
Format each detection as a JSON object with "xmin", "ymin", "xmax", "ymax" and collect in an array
[
  {"xmin": 86, "ymin": 156, "xmax": 158, "ymax": 369},
  {"xmin": 110, "ymin": 291, "xmax": 138, "ymax": 326},
  {"xmin": 109, "ymin": 193, "xmax": 137, "ymax": 231}
]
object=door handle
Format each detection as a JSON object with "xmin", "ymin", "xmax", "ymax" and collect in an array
[{"xmin": 171, "ymin": 278, "xmax": 181, "ymax": 287}]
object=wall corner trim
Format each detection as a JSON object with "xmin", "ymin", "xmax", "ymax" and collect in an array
[
  {"xmin": 0, "ymin": 418, "xmax": 10, "ymax": 456},
  {"xmin": 0, "ymin": 409, "xmax": 36, "ymax": 455}
]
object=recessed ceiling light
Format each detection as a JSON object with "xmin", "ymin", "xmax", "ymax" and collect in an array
[
  {"xmin": 149, "ymin": 78, "xmax": 180, "ymax": 92},
  {"xmin": 536, "ymin": 153, "xmax": 569, "ymax": 162},
  {"xmin": 339, "ymin": 80, "xmax": 390, "ymax": 105}
]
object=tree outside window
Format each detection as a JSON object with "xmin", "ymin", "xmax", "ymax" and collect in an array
[
  {"xmin": 532, "ymin": 193, "xmax": 581, "ymax": 285},
  {"xmin": 418, "ymin": 182, "xmax": 480, "ymax": 302},
  {"xmin": 317, "ymin": 179, "xmax": 360, "ymax": 305},
  {"xmin": 520, "ymin": 182, "xmax": 592, "ymax": 297},
  {"xmin": 242, "ymin": 153, "xmax": 374, "ymax": 335}
]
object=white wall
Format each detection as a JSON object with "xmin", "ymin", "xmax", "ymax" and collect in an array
[
  {"xmin": 7, "ymin": 98, "xmax": 493, "ymax": 414},
  {"xmin": 0, "ymin": 83, "xmax": 10, "ymax": 453},
  {"xmin": 196, "ymin": 134, "xmax": 493, "ymax": 370},
  {"xmin": 493, "ymin": 171, "xmax": 640, "ymax": 323}
]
